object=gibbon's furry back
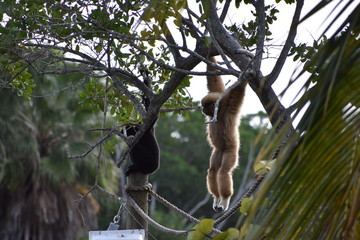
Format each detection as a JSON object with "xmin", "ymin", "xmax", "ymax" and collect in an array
[
  {"xmin": 201, "ymin": 56, "xmax": 247, "ymax": 212},
  {"xmin": 125, "ymin": 118, "xmax": 160, "ymax": 176},
  {"xmin": 125, "ymin": 78, "xmax": 160, "ymax": 176}
]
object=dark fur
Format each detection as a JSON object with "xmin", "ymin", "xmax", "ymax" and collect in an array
[
  {"xmin": 125, "ymin": 76, "xmax": 160, "ymax": 176},
  {"xmin": 125, "ymin": 118, "xmax": 160, "ymax": 176},
  {"xmin": 201, "ymin": 56, "xmax": 247, "ymax": 211}
]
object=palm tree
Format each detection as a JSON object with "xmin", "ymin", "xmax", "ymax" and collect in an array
[{"xmin": 0, "ymin": 72, "xmax": 119, "ymax": 239}]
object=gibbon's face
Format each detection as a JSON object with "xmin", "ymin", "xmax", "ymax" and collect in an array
[
  {"xmin": 202, "ymin": 101, "xmax": 215, "ymax": 117},
  {"xmin": 201, "ymin": 92, "xmax": 220, "ymax": 117}
]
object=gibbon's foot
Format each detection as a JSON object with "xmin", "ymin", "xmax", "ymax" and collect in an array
[
  {"xmin": 212, "ymin": 197, "xmax": 221, "ymax": 212},
  {"xmin": 213, "ymin": 197, "xmax": 230, "ymax": 212}
]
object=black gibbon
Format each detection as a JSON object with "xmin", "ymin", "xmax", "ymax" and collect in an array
[
  {"xmin": 201, "ymin": 56, "xmax": 247, "ymax": 212},
  {"xmin": 125, "ymin": 118, "xmax": 160, "ymax": 176},
  {"xmin": 125, "ymin": 78, "xmax": 160, "ymax": 176}
]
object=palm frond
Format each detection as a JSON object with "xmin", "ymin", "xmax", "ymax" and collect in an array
[{"xmin": 242, "ymin": 3, "xmax": 360, "ymax": 240}]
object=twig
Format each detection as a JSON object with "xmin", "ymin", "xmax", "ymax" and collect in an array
[
  {"xmin": 219, "ymin": 0, "xmax": 232, "ymax": 23},
  {"xmin": 30, "ymin": 76, "xmax": 87, "ymax": 98},
  {"xmin": 266, "ymin": 0, "xmax": 304, "ymax": 87},
  {"xmin": 68, "ymin": 132, "xmax": 113, "ymax": 159},
  {"xmin": 206, "ymin": 19, "xmax": 234, "ymax": 72},
  {"xmin": 94, "ymin": 77, "xmax": 109, "ymax": 186},
  {"xmin": 159, "ymin": 106, "xmax": 199, "ymax": 113}
]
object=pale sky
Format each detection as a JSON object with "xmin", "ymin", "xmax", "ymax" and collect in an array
[{"xmin": 187, "ymin": 0, "xmax": 357, "ymax": 116}]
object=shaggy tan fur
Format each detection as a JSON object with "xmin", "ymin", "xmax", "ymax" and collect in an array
[{"xmin": 201, "ymin": 56, "xmax": 247, "ymax": 212}]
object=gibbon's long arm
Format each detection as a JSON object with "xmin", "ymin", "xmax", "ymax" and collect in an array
[
  {"xmin": 225, "ymin": 79, "xmax": 247, "ymax": 114},
  {"xmin": 206, "ymin": 56, "xmax": 226, "ymax": 93}
]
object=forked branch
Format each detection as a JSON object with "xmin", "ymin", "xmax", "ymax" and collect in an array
[{"xmin": 265, "ymin": 0, "xmax": 304, "ymax": 87}]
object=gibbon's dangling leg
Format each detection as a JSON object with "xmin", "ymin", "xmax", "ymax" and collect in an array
[
  {"xmin": 125, "ymin": 74, "xmax": 160, "ymax": 176},
  {"xmin": 207, "ymin": 149, "xmax": 222, "ymax": 210},
  {"xmin": 201, "ymin": 56, "xmax": 247, "ymax": 212},
  {"xmin": 216, "ymin": 149, "xmax": 238, "ymax": 211}
]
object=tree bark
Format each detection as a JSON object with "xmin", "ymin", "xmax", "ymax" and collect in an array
[
  {"xmin": 126, "ymin": 173, "xmax": 149, "ymax": 239},
  {"xmin": 207, "ymin": 0, "xmax": 295, "ymax": 134}
]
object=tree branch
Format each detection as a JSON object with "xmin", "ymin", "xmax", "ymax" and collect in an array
[
  {"xmin": 20, "ymin": 42, "xmax": 152, "ymax": 118},
  {"xmin": 219, "ymin": 0, "xmax": 232, "ymax": 23},
  {"xmin": 159, "ymin": 106, "xmax": 199, "ymax": 113},
  {"xmin": 265, "ymin": 0, "xmax": 304, "ymax": 88},
  {"xmin": 253, "ymin": 0, "xmax": 266, "ymax": 71},
  {"xmin": 110, "ymin": 74, "xmax": 147, "ymax": 118},
  {"xmin": 68, "ymin": 132, "xmax": 113, "ymax": 159},
  {"xmin": 160, "ymin": 23, "xmax": 184, "ymax": 65},
  {"xmin": 206, "ymin": 0, "xmax": 295, "ymax": 134},
  {"xmin": 182, "ymin": 17, "xmax": 203, "ymax": 41}
]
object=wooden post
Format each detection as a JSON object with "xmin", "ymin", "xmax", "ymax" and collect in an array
[{"xmin": 126, "ymin": 172, "xmax": 148, "ymax": 239}]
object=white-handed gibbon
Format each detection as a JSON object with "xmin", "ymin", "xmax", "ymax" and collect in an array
[
  {"xmin": 124, "ymin": 117, "xmax": 160, "ymax": 176},
  {"xmin": 125, "ymin": 78, "xmax": 160, "ymax": 176},
  {"xmin": 201, "ymin": 56, "xmax": 247, "ymax": 212}
]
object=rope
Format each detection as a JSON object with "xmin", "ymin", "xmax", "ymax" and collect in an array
[
  {"xmin": 214, "ymin": 174, "xmax": 265, "ymax": 225},
  {"xmin": 124, "ymin": 175, "xmax": 265, "ymax": 226},
  {"xmin": 126, "ymin": 183, "xmax": 199, "ymax": 224},
  {"xmin": 125, "ymin": 184, "xmax": 222, "ymax": 235},
  {"xmin": 121, "ymin": 202, "xmax": 158, "ymax": 240},
  {"xmin": 149, "ymin": 188, "xmax": 201, "ymax": 224},
  {"xmin": 124, "ymin": 175, "xmax": 266, "ymax": 235},
  {"xmin": 126, "ymin": 193, "xmax": 190, "ymax": 236},
  {"xmin": 125, "ymin": 175, "xmax": 265, "ymax": 235},
  {"xmin": 125, "ymin": 184, "xmax": 153, "ymax": 192}
]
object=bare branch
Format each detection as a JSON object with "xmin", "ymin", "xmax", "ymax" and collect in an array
[
  {"xmin": 20, "ymin": 42, "xmax": 150, "ymax": 117},
  {"xmin": 265, "ymin": 0, "xmax": 304, "ymax": 88},
  {"xmin": 219, "ymin": 0, "xmax": 232, "ymax": 23},
  {"xmin": 287, "ymin": 101, "xmax": 299, "ymax": 115},
  {"xmin": 30, "ymin": 76, "xmax": 87, "ymax": 98},
  {"xmin": 206, "ymin": 1, "xmax": 253, "ymax": 70},
  {"xmin": 160, "ymin": 23, "xmax": 184, "ymax": 65},
  {"xmin": 110, "ymin": 75, "xmax": 147, "ymax": 118},
  {"xmin": 179, "ymin": 24, "xmax": 188, "ymax": 50},
  {"xmin": 68, "ymin": 132, "xmax": 113, "ymax": 159},
  {"xmin": 206, "ymin": 20, "xmax": 235, "ymax": 71},
  {"xmin": 127, "ymin": 38, "xmax": 239, "ymax": 76},
  {"xmin": 253, "ymin": 0, "xmax": 266, "ymax": 71},
  {"xmin": 159, "ymin": 106, "xmax": 199, "ymax": 113},
  {"xmin": 94, "ymin": 78, "xmax": 109, "ymax": 186},
  {"xmin": 182, "ymin": 17, "xmax": 204, "ymax": 41},
  {"xmin": 206, "ymin": 0, "xmax": 295, "ymax": 134}
]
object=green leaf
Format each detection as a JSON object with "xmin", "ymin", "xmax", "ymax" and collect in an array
[
  {"xmin": 204, "ymin": 36, "xmax": 212, "ymax": 47},
  {"xmin": 240, "ymin": 197, "xmax": 253, "ymax": 216},
  {"xmin": 187, "ymin": 219, "xmax": 214, "ymax": 240},
  {"xmin": 212, "ymin": 231, "xmax": 229, "ymax": 240},
  {"xmin": 95, "ymin": 44, "xmax": 102, "ymax": 53},
  {"xmin": 187, "ymin": 230, "xmax": 205, "ymax": 240},
  {"xmin": 197, "ymin": 219, "xmax": 214, "ymax": 234},
  {"xmin": 226, "ymin": 228, "xmax": 240, "ymax": 239}
]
